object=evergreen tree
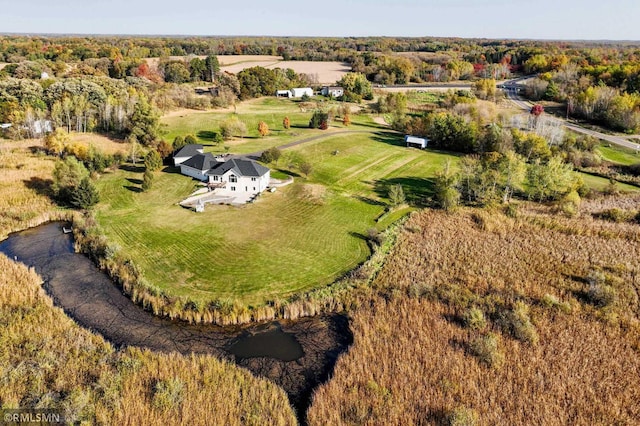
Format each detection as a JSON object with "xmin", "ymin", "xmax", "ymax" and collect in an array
[
  {"xmin": 144, "ymin": 150, "xmax": 162, "ymax": 172},
  {"xmin": 142, "ymin": 169, "xmax": 154, "ymax": 192},
  {"xmin": 70, "ymin": 177, "xmax": 100, "ymax": 209}
]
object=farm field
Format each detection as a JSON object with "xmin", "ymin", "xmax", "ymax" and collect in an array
[
  {"xmin": 143, "ymin": 55, "xmax": 349, "ymax": 84},
  {"xmin": 95, "ymin": 116, "xmax": 457, "ymax": 305}
]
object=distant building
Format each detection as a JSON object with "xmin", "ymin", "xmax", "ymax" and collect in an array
[
  {"xmin": 194, "ymin": 87, "xmax": 219, "ymax": 96},
  {"xmin": 32, "ymin": 120, "xmax": 53, "ymax": 135},
  {"xmin": 276, "ymin": 90, "xmax": 292, "ymax": 98},
  {"xmin": 321, "ymin": 86, "xmax": 344, "ymax": 98},
  {"xmin": 290, "ymin": 87, "xmax": 313, "ymax": 98},
  {"xmin": 405, "ymin": 135, "xmax": 428, "ymax": 149}
]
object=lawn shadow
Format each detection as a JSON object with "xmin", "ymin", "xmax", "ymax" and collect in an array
[
  {"xmin": 23, "ymin": 176, "xmax": 54, "ymax": 198},
  {"xmin": 348, "ymin": 231, "xmax": 368, "ymax": 241},
  {"xmin": 120, "ymin": 164, "xmax": 145, "ymax": 173},
  {"xmin": 126, "ymin": 177, "xmax": 142, "ymax": 185},
  {"xmin": 162, "ymin": 166, "xmax": 182, "ymax": 174},
  {"xmin": 28, "ymin": 146, "xmax": 47, "ymax": 155},
  {"xmin": 371, "ymin": 130, "xmax": 406, "ymax": 147},
  {"xmin": 124, "ymin": 185, "xmax": 142, "ymax": 193},
  {"xmin": 197, "ymin": 130, "xmax": 223, "ymax": 143},
  {"xmin": 374, "ymin": 177, "xmax": 434, "ymax": 207},
  {"xmin": 353, "ymin": 195, "xmax": 386, "ymax": 206},
  {"xmin": 275, "ymin": 168, "xmax": 301, "ymax": 178}
]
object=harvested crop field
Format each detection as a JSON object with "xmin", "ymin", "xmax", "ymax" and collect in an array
[
  {"xmin": 264, "ymin": 61, "xmax": 351, "ymax": 84},
  {"xmin": 143, "ymin": 55, "xmax": 349, "ymax": 84}
]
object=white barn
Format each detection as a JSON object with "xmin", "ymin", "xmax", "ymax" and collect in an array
[
  {"xmin": 276, "ymin": 90, "xmax": 292, "ymax": 98},
  {"xmin": 405, "ymin": 135, "xmax": 429, "ymax": 149},
  {"xmin": 290, "ymin": 87, "xmax": 313, "ymax": 98},
  {"xmin": 173, "ymin": 144, "xmax": 204, "ymax": 166}
]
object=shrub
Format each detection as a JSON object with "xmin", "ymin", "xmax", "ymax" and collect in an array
[
  {"xmin": 504, "ymin": 203, "xmax": 519, "ymax": 218},
  {"xmin": 447, "ymin": 406, "xmax": 478, "ymax": 426},
  {"xmin": 367, "ymin": 227, "xmax": 385, "ymax": 246},
  {"xmin": 469, "ymin": 333, "xmax": 504, "ymax": 368},
  {"xmin": 309, "ymin": 110, "xmax": 329, "ymax": 129},
  {"xmin": 152, "ymin": 378, "xmax": 184, "ymax": 411},
  {"xmin": 587, "ymin": 282, "xmax": 616, "ymax": 308},
  {"xmin": 172, "ymin": 136, "xmax": 185, "ymax": 151},
  {"xmin": 595, "ymin": 208, "xmax": 634, "ymax": 223},
  {"xmin": 541, "ymin": 293, "xmax": 571, "ymax": 313},
  {"xmin": 560, "ymin": 190, "xmax": 581, "ymax": 217},
  {"xmin": 462, "ymin": 307, "xmax": 487, "ymax": 330},
  {"xmin": 498, "ymin": 302, "xmax": 539, "ymax": 345}
]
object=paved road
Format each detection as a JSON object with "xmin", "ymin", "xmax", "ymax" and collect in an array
[{"xmin": 502, "ymin": 78, "xmax": 640, "ymax": 151}]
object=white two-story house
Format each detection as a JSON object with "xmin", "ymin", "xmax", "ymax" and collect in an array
[
  {"xmin": 173, "ymin": 145, "xmax": 270, "ymax": 198},
  {"xmin": 207, "ymin": 159, "xmax": 270, "ymax": 196}
]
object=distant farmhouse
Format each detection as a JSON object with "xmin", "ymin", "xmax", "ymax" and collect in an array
[
  {"xmin": 275, "ymin": 88, "xmax": 314, "ymax": 98},
  {"xmin": 173, "ymin": 145, "xmax": 270, "ymax": 198},
  {"xmin": 321, "ymin": 86, "xmax": 344, "ymax": 98},
  {"xmin": 405, "ymin": 135, "xmax": 429, "ymax": 149}
]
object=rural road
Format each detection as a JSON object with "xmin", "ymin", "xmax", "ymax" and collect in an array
[{"xmin": 503, "ymin": 78, "xmax": 640, "ymax": 151}]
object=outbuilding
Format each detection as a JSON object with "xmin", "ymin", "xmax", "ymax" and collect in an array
[
  {"xmin": 290, "ymin": 87, "xmax": 313, "ymax": 98},
  {"xmin": 405, "ymin": 135, "xmax": 429, "ymax": 149}
]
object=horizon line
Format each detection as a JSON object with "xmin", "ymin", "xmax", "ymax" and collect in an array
[{"xmin": 1, "ymin": 32, "xmax": 639, "ymax": 43}]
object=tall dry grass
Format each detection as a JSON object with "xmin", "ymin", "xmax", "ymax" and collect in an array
[
  {"xmin": 308, "ymin": 199, "xmax": 640, "ymax": 425},
  {"xmin": 0, "ymin": 140, "xmax": 68, "ymax": 238},
  {"xmin": 0, "ymin": 254, "xmax": 296, "ymax": 425}
]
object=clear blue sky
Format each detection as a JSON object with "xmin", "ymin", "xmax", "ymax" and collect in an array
[{"xmin": 0, "ymin": 0, "xmax": 638, "ymax": 40}]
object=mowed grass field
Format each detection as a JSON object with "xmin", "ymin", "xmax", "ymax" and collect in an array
[
  {"xmin": 160, "ymin": 98, "xmax": 372, "ymax": 155},
  {"xmin": 95, "ymin": 124, "xmax": 457, "ymax": 305}
]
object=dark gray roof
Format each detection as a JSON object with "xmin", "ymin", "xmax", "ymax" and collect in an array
[
  {"xmin": 180, "ymin": 153, "xmax": 218, "ymax": 171},
  {"xmin": 174, "ymin": 144, "xmax": 203, "ymax": 158},
  {"xmin": 207, "ymin": 158, "xmax": 269, "ymax": 177}
]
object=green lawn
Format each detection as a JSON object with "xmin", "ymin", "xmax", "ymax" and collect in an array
[
  {"xmin": 596, "ymin": 143, "xmax": 640, "ymax": 166},
  {"xmin": 578, "ymin": 172, "xmax": 640, "ymax": 193},
  {"xmin": 160, "ymin": 97, "xmax": 382, "ymax": 155},
  {"xmin": 95, "ymin": 124, "xmax": 456, "ymax": 306}
]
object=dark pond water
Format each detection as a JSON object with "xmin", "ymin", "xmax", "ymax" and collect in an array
[{"xmin": 0, "ymin": 222, "xmax": 353, "ymax": 422}]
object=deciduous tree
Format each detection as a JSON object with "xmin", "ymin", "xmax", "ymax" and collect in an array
[{"xmin": 258, "ymin": 121, "xmax": 269, "ymax": 137}]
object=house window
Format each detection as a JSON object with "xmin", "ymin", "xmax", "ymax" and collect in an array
[
  {"xmin": 212, "ymin": 176, "xmax": 218, "ymax": 181},
  {"xmin": 231, "ymin": 186, "xmax": 236, "ymax": 191},
  {"xmin": 251, "ymin": 177, "xmax": 256, "ymax": 181},
  {"xmin": 253, "ymin": 187, "xmax": 256, "ymax": 191},
  {"xmin": 229, "ymin": 175, "xmax": 237, "ymax": 183},
  {"xmin": 245, "ymin": 187, "xmax": 248, "ymax": 192}
]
